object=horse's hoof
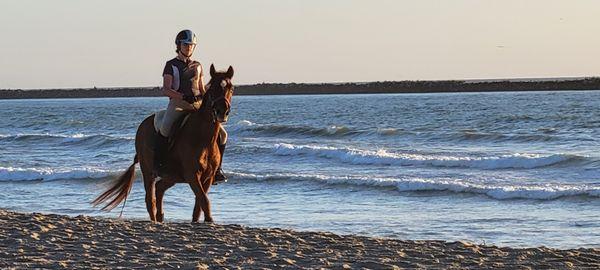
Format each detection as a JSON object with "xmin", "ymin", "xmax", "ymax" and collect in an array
[{"xmin": 205, "ymin": 219, "xmax": 214, "ymax": 224}]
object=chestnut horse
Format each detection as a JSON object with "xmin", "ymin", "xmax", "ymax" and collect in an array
[{"xmin": 92, "ymin": 64, "xmax": 234, "ymax": 223}]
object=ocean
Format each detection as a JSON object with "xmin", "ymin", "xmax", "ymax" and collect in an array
[{"xmin": 0, "ymin": 91, "xmax": 599, "ymax": 249}]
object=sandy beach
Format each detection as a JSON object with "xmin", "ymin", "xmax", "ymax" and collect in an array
[{"xmin": 0, "ymin": 209, "xmax": 597, "ymax": 269}]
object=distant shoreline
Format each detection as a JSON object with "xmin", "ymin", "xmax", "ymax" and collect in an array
[{"xmin": 2, "ymin": 78, "xmax": 600, "ymax": 99}]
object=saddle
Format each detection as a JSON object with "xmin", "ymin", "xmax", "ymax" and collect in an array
[{"xmin": 153, "ymin": 110, "xmax": 192, "ymax": 149}]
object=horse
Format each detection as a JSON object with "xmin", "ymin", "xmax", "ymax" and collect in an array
[{"xmin": 92, "ymin": 64, "xmax": 234, "ymax": 223}]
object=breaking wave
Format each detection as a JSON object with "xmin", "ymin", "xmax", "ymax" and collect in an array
[
  {"xmin": 231, "ymin": 120, "xmax": 359, "ymax": 137},
  {"xmin": 0, "ymin": 133, "xmax": 133, "ymax": 146},
  {"xmin": 272, "ymin": 143, "xmax": 584, "ymax": 170},
  {"xmin": 0, "ymin": 166, "xmax": 119, "ymax": 181},
  {"xmin": 229, "ymin": 172, "xmax": 600, "ymax": 200},
  {"xmin": 231, "ymin": 120, "xmax": 568, "ymax": 143}
]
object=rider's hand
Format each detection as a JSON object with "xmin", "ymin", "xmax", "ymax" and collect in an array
[{"xmin": 170, "ymin": 91, "xmax": 184, "ymax": 100}]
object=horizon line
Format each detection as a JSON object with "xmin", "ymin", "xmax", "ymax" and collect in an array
[{"xmin": 2, "ymin": 75, "xmax": 599, "ymax": 91}]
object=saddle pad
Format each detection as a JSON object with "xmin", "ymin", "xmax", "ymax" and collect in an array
[
  {"xmin": 153, "ymin": 110, "xmax": 191, "ymax": 138},
  {"xmin": 153, "ymin": 110, "xmax": 167, "ymax": 134}
]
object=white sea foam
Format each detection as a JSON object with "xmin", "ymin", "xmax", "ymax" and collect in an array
[
  {"xmin": 0, "ymin": 167, "xmax": 117, "ymax": 181},
  {"xmin": 237, "ymin": 120, "xmax": 256, "ymax": 126},
  {"xmin": 0, "ymin": 132, "xmax": 132, "ymax": 139},
  {"xmin": 0, "ymin": 133, "xmax": 134, "ymax": 142},
  {"xmin": 228, "ymin": 171, "xmax": 600, "ymax": 200},
  {"xmin": 272, "ymin": 143, "xmax": 581, "ymax": 170},
  {"xmin": 0, "ymin": 132, "xmax": 79, "ymax": 139}
]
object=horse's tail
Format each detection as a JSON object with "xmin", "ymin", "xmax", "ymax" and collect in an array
[{"xmin": 92, "ymin": 154, "xmax": 139, "ymax": 211}]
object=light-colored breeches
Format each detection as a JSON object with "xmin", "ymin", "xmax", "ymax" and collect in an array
[{"xmin": 159, "ymin": 98, "xmax": 227, "ymax": 145}]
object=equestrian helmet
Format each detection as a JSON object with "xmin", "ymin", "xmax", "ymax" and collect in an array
[{"xmin": 175, "ymin": 30, "xmax": 197, "ymax": 45}]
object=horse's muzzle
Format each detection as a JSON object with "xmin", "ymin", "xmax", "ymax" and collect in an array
[{"xmin": 214, "ymin": 108, "xmax": 229, "ymax": 123}]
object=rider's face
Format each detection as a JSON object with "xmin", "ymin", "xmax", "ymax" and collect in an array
[{"xmin": 180, "ymin": 43, "xmax": 196, "ymax": 57}]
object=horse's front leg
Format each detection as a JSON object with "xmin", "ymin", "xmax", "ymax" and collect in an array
[
  {"xmin": 189, "ymin": 178, "xmax": 212, "ymax": 223},
  {"xmin": 155, "ymin": 179, "xmax": 175, "ymax": 222},
  {"xmin": 200, "ymin": 177, "xmax": 213, "ymax": 222}
]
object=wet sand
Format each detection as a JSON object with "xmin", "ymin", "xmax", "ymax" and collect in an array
[{"xmin": 0, "ymin": 209, "xmax": 598, "ymax": 269}]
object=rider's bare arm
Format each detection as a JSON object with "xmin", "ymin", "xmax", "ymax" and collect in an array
[
  {"xmin": 191, "ymin": 63, "xmax": 205, "ymax": 96},
  {"xmin": 198, "ymin": 65, "xmax": 206, "ymax": 96},
  {"xmin": 162, "ymin": 74, "xmax": 184, "ymax": 100}
]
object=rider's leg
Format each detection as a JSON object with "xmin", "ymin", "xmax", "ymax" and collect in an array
[
  {"xmin": 156, "ymin": 99, "xmax": 187, "ymax": 173},
  {"xmin": 153, "ymin": 133, "xmax": 168, "ymax": 172},
  {"xmin": 214, "ymin": 126, "xmax": 228, "ymax": 184},
  {"xmin": 159, "ymin": 99, "xmax": 189, "ymax": 137}
]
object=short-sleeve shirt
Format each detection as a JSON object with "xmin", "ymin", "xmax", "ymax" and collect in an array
[{"xmin": 162, "ymin": 58, "xmax": 203, "ymax": 97}]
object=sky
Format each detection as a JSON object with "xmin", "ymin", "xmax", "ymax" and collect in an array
[{"xmin": 1, "ymin": 0, "xmax": 600, "ymax": 89}]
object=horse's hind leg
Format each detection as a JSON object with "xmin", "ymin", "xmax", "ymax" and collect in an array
[
  {"xmin": 141, "ymin": 169, "xmax": 157, "ymax": 222},
  {"xmin": 136, "ymin": 115, "xmax": 161, "ymax": 222},
  {"xmin": 189, "ymin": 180, "xmax": 212, "ymax": 223},
  {"xmin": 155, "ymin": 179, "xmax": 175, "ymax": 222}
]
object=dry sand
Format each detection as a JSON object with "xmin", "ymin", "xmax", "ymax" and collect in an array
[{"xmin": 0, "ymin": 209, "xmax": 598, "ymax": 269}]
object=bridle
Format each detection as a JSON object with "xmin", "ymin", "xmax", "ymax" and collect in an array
[{"xmin": 204, "ymin": 77, "xmax": 232, "ymax": 123}]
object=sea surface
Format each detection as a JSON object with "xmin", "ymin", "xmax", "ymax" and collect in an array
[{"xmin": 0, "ymin": 91, "xmax": 599, "ymax": 248}]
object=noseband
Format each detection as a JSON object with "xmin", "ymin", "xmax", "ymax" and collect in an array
[{"xmin": 207, "ymin": 91, "xmax": 231, "ymax": 110}]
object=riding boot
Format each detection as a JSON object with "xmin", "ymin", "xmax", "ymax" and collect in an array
[
  {"xmin": 153, "ymin": 134, "xmax": 168, "ymax": 176},
  {"xmin": 213, "ymin": 143, "xmax": 227, "ymax": 185}
]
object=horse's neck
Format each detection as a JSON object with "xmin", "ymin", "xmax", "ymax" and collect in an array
[
  {"xmin": 184, "ymin": 109, "xmax": 220, "ymax": 148},
  {"xmin": 179, "ymin": 90, "xmax": 220, "ymax": 148}
]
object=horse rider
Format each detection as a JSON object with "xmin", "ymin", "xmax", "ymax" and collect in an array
[{"xmin": 155, "ymin": 29, "xmax": 228, "ymax": 184}]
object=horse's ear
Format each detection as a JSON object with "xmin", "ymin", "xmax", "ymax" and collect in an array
[
  {"xmin": 226, "ymin": 66, "xmax": 234, "ymax": 78},
  {"xmin": 210, "ymin": 64, "xmax": 216, "ymax": 77}
]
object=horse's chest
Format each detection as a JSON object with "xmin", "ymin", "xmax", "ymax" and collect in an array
[{"xmin": 193, "ymin": 150, "xmax": 219, "ymax": 170}]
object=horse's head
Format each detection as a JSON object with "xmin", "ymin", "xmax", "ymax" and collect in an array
[{"xmin": 205, "ymin": 64, "xmax": 234, "ymax": 123}]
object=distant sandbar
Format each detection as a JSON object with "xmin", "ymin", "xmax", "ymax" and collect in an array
[{"xmin": 1, "ymin": 77, "xmax": 600, "ymax": 99}]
